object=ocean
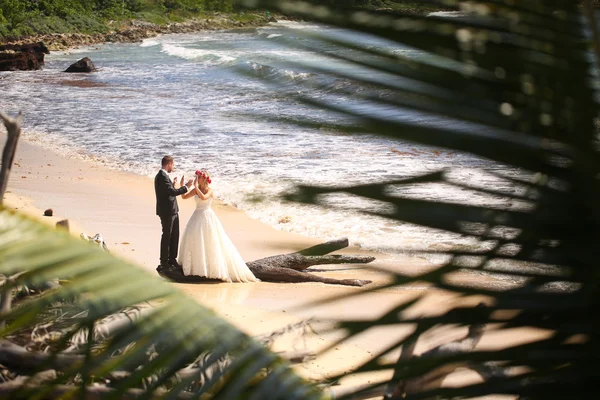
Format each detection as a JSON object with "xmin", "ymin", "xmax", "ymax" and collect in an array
[{"xmin": 0, "ymin": 18, "xmax": 524, "ymax": 263}]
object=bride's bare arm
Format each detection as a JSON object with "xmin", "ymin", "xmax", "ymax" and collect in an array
[
  {"xmin": 194, "ymin": 186, "xmax": 213, "ymax": 200},
  {"xmin": 181, "ymin": 189, "xmax": 196, "ymax": 200},
  {"xmin": 181, "ymin": 177, "xmax": 198, "ymax": 199}
]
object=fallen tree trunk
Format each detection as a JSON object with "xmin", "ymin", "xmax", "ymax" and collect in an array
[
  {"xmin": 248, "ymin": 254, "xmax": 375, "ymax": 272},
  {"xmin": 161, "ymin": 238, "xmax": 374, "ymax": 287}
]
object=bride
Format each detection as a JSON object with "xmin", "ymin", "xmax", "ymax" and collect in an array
[{"xmin": 178, "ymin": 170, "xmax": 259, "ymax": 283}]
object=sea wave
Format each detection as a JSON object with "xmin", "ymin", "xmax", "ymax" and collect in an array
[
  {"xmin": 241, "ymin": 61, "xmax": 316, "ymax": 83},
  {"xmin": 160, "ymin": 43, "xmax": 238, "ymax": 65},
  {"xmin": 270, "ymin": 20, "xmax": 327, "ymax": 31},
  {"xmin": 140, "ymin": 38, "xmax": 160, "ymax": 47}
]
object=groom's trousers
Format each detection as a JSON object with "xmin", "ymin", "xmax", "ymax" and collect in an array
[{"xmin": 159, "ymin": 213, "xmax": 180, "ymax": 265}]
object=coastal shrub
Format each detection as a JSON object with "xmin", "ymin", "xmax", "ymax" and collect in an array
[
  {"xmin": 33, "ymin": 0, "xmax": 88, "ymax": 18},
  {"xmin": 25, "ymin": 15, "xmax": 72, "ymax": 35},
  {"xmin": 4, "ymin": 24, "xmax": 35, "ymax": 39},
  {"xmin": 163, "ymin": 0, "xmax": 204, "ymax": 13},
  {"xmin": 126, "ymin": 0, "xmax": 147, "ymax": 13},
  {"xmin": 131, "ymin": 11, "xmax": 171, "ymax": 25},
  {"xmin": 64, "ymin": 13, "xmax": 109, "ymax": 34},
  {"xmin": 205, "ymin": 0, "xmax": 234, "ymax": 12},
  {"xmin": 0, "ymin": 12, "xmax": 9, "ymax": 38},
  {"xmin": 93, "ymin": 0, "xmax": 129, "ymax": 19},
  {"xmin": 0, "ymin": 0, "xmax": 27, "ymax": 26}
]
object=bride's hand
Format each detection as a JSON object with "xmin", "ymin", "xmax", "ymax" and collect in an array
[{"xmin": 193, "ymin": 176, "xmax": 198, "ymax": 186}]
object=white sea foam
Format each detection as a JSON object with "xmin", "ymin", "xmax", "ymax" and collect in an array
[
  {"xmin": 160, "ymin": 43, "xmax": 238, "ymax": 65},
  {"xmin": 271, "ymin": 20, "xmax": 326, "ymax": 30},
  {"xmin": 140, "ymin": 39, "xmax": 160, "ymax": 47}
]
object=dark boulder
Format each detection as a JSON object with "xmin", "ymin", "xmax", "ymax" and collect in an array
[
  {"xmin": 65, "ymin": 57, "xmax": 96, "ymax": 73},
  {"xmin": 0, "ymin": 42, "xmax": 49, "ymax": 71}
]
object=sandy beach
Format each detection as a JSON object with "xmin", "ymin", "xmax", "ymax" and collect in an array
[{"xmin": 1, "ymin": 128, "xmax": 533, "ymax": 398}]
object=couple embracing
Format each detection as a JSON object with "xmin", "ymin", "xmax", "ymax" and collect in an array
[{"xmin": 154, "ymin": 155, "xmax": 259, "ymax": 283}]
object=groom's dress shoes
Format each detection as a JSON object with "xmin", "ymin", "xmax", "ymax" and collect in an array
[
  {"xmin": 157, "ymin": 262, "xmax": 175, "ymax": 274},
  {"xmin": 169, "ymin": 261, "xmax": 183, "ymax": 270}
]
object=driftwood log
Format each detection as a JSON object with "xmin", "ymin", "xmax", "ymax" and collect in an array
[{"xmin": 159, "ymin": 238, "xmax": 374, "ymax": 287}]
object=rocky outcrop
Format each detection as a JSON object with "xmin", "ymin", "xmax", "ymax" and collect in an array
[
  {"xmin": 65, "ymin": 57, "xmax": 96, "ymax": 73},
  {"xmin": 0, "ymin": 42, "xmax": 49, "ymax": 71}
]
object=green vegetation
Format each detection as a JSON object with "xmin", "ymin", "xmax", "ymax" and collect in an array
[{"xmin": 0, "ymin": 0, "xmax": 237, "ymax": 40}]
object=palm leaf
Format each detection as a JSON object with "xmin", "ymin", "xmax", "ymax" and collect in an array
[
  {"xmin": 238, "ymin": 0, "xmax": 599, "ymax": 398},
  {"xmin": 0, "ymin": 206, "xmax": 321, "ymax": 399}
]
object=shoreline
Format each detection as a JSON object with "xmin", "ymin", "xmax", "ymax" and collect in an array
[{"xmin": 1, "ymin": 12, "xmax": 279, "ymax": 52}]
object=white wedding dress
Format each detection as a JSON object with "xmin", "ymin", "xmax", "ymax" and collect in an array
[{"xmin": 178, "ymin": 195, "xmax": 259, "ymax": 283}]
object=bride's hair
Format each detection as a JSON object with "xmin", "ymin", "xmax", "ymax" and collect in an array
[{"xmin": 195, "ymin": 170, "xmax": 212, "ymax": 185}]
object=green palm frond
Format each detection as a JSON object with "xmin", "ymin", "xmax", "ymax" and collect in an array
[
  {"xmin": 239, "ymin": 0, "xmax": 599, "ymax": 398},
  {"xmin": 0, "ymin": 206, "xmax": 321, "ymax": 399}
]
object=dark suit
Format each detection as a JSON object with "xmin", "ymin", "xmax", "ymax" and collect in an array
[{"xmin": 155, "ymin": 170, "xmax": 188, "ymax": 266}]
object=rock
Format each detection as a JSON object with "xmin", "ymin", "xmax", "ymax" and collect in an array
[
  {"xmin": 65, "ymin": 57, "xmax": 96, "ymax": 73},
  {"xmin": 43, "ymin": 208, "xmax": 53, "ymax": 217},
  {"xmin": 0, "ymin": 42, "xmax": 49, "ymax": 71}
]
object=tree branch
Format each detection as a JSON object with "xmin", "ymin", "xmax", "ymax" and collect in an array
[
  {"xmin": 296, "ymin": 238, "xmax": 349, "ymax": 256},
  {"xmin": 0, "ymin": 111, "xmax": 22, "ymax": 203}
]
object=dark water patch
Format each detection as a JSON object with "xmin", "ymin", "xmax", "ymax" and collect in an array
[{"xmin": 56, "ymin": 79, "xmax": 109, "ymax": 88}]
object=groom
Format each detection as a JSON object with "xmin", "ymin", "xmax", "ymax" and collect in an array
[{"xmin": 155, "ymin": 155, "xmax": 193, "ymax": 274}]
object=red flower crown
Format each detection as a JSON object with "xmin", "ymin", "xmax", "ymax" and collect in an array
[{"xmin": 195, "ymin": 170, "xmax": 212, "ymax": 184}]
